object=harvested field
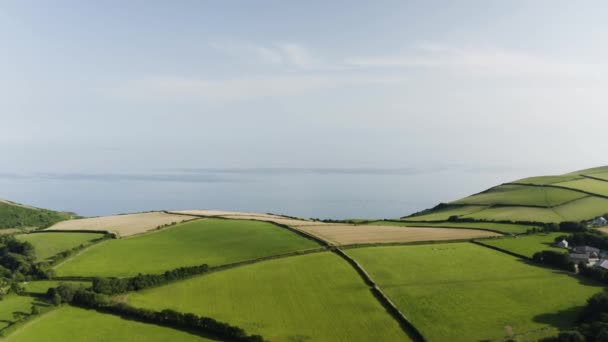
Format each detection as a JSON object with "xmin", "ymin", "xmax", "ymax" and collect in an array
[
  {"xmin": 292, "ymin": 224, "xmax": 500, "ymax": 245},
  {"xmin": 170, "ymin": 209, "xmax": 286, "ymax": 219},
  {"xmin": 45, "ymin": 212, "xmax": 194, "ymax": 237},
  {"xmin": 169, "ymin": 210, "xmax": 324, "ymax": 227}
]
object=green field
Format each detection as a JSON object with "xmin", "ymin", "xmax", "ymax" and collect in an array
[
  {"xmin": 478, "ymin": 233, "xmax": 566, "ymax": 258},
  {"xmin": 552, "ymin": 196, "xmax": 608, "ymax": 221},
  {"xmin": 22, "ymin": 281, "xmax": 90, "ymax": 295},
  {"xmin": 55, "ymin": 218, "xmax": 319, "ymax": 277},
  {"xmin": 569, "ymin": 166, "xmax": 608, "ymax": 175},
  {"xmin": 347, "ymin": 243, "xmax": 604, "ymax": 342},
  {"xmin": 370, "ymin": 220, "xmax": 533, "ymax": 234},
  {"xmin": 4, "ymin": 306, "xmax": 211, "ymax": 341},
  {"xmin": 128, "ymin": 252, "xmax": 408, "ymax": 342},
  {"xmin": 404, "ymin": 205, "xmax": 488, "ymax": 221},
  {"xmin": 451, "ymin": 185, "xmax": 586, "ymax": 207},
  {"xmin": 462, "ymin": 206, "xmax": 563, "ymax": 223},
  {"xmin": 555, "ymin": 178, "xmax": 608, "ymax": 197},
  {"xmin": 586, "ymin": 172, "xmax": 608, "ymax": 181},
  {"xmin": 513, "ymin": 175, "xmax": 581, "ymax": 185},
  {"xmin": 16, "ymin": 232, "xmax": 104, "ymax": 262},
  {"xmin": 0, "ymin": 295, "xmax": 42, "ymax": 331}
]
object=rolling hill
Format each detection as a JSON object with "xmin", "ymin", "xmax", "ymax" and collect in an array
[
  {"xmin": 402, "ymin": 166, "xmax": 608, "ymax": 225},
  {"xmin": 0, "ymin": 199, "xmax": 74, "ymax": 230}
]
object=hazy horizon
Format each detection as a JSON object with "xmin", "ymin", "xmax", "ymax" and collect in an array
[{"xmin": 2, "ymin": 1, "xmax": 607, "ymax": 217}]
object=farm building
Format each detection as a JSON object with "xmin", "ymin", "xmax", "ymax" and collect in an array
[
  {"xmin": 555, "ymin": 239, "xmax": 568, "ymax": 248},
  {"xmin": 589, "ymin": 216, "xmax": 608, "ymax": 227},
  {"xmin": 572, "ymin": 246, "xmax": 600, "ymax": 255},
  {"xmin": 569, "ymin": 253, "xmax": 596, "ymax": 264},
  {"xmin": 595, "ymin": 259, "xmax": 608, "ymax": 270}
]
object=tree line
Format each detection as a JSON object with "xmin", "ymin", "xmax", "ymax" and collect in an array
[
  {"xmin": 47, "ymin": 283, "xmax": 266, "ymax": 342},
  {"xmin": 92, "ymin": 264, "xmax": 210, "ymax": 294}
]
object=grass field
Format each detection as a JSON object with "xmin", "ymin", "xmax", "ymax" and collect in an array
[
  {"xmin": 54, "ymin": 218, "xmax": 319, "ymax": 277},
  {"xmin": 513, "ymin": 175, "xmax": 581, "ymax": 185},
  {"xmin": 293, "ymin": 224, "xmax": 499, "ymax": 245},
  {"xmin": 371, "ymin": 220, "xmax": 534, "ymax": 234},
  {"xmin": 16, "ymin": 232, "xmax": 104, "ymax": 262},
  {"xmin": 552, "ymin": 196, "xmax": 608, "ymax": 221},
  {"xmin": 478, "ymin": 233, "xmax": 566, "ymax": 258},
  {"xmin": 555, "ymin": 178, "xmax": 608, "ymax": 197},
  {"xmin": 451, "ymin": 185, "xmax": 586, "ymax": 207},
  {"xmin": 0, "ymin": 295, "xmax": 41, "ymax": 331},
  {"xmin": 46, "ymin": 212, "xmax": 194, "ymax": 237},
  {"xmin": 128, "ymin": 252, "xmax": 408, "ymax": 342},
  {"xmin": 404, "ymin": 205, "xmax": 488, "ymax": 221},
  {"xmin": 3, "ymin": 306, "xmax": 211, "ymax": 341},
  {"xmin": 347, "ymin": 243, "xmax": 604, "ymax": 342},
  {"xmin": 586, "ymin": 172, "xmax": 608, "ymax": 181},
  {"xmin": 461, "ymin": 206, "xmax": 564, "ymax": 223}
]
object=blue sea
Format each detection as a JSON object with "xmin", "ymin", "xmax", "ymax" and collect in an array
[{"xmin": 0, "ymin": 166, "xmax": 570, "ymax": 219}]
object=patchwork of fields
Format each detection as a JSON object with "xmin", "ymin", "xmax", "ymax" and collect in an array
[
  {"xmin": 54, "ymin": 218, "xmax": 320, "ymax": 277},
  {"xmin": 346, "ymin": 243, "xmax": 604, "ymax": 341},
  {"xmin": 128, "ymin": 252, "xmax": 408, "ymax": 342}
]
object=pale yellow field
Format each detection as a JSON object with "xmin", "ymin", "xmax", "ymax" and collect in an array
[
  {"xmin": 45, "ymin": 212, "xmax": 194, "ymax": 237},
  {"xmin": 168, "ymin": 210, "xmax": 326, "ymax": 227},
  {"xmin": 291, "ymin": 224, "xmax": 501, "ymax": 245}
]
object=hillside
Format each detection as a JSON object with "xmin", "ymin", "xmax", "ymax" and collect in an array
[
  {"xmin": 402, "ymin": 166, "xmax": 608, "ymax": 225},
  {"xmin": 0, "ymin": 199, "xmax": 74, "ymax": 229}
]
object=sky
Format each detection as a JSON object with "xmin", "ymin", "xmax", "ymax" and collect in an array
[{"xmin": 1, "ymin": 1, "xmax": 607, "ymax": 175}]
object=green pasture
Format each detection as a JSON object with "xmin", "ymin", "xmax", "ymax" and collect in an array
[
  {"xmin": 552, "ymin": 196, "xmax": 608, "ymax": 221},
  {"xmin": 462, "ymin": 206, "xmax": 563, "ymax": 223},
  {"xmin": 585, "ymin": 172, "xmax": 608, "ymax": 181},
  {"xmin": 3, "ymin": 306, "xmax": 210, "ymax": 341},
  {"xmin": 451, "ymin": 184, "xmax": 586, "ymax": 207},
  {"xmin": 512, "ymin": 175, "xmax": 581, "ymax": 185},
  {"xmin": 478, "ymin": 233, "xmax": 566, "ymax": 258},
  {"xmin": 347, "ymin": 243, "xmax": 604, "ymax": 342},
  {"xmin": 404, "ymin": 205, "xmax": 488, "ymax": 221},
  {"xmin": 16, "ymin": 232, "xmax": 104, "ymax": 262},
  {"xmin": 0, "ymin": 295, "xmax": 42, "ymax": 332},
  {"xmin": 54, "ymin": 218, "xmax": 319, "ymax": 277},
  {"xmin": 555, "ymin": 178, "xmax": 608, "ymax": 197},
  {"xmin": 128, "ymin": 252, "xmax": 408, "ymax": 342}
]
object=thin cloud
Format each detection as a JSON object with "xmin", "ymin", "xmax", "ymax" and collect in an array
[{"xmin": 346, "ymin": 43, "xmax": 600, "ymax": 78}]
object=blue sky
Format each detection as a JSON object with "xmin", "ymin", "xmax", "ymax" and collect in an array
[{"xmin": 1, "ymin": 1, "xmax": 607, "ymax": 174}]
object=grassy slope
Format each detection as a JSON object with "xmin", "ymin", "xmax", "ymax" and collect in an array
[
  {"xmin": 16, "ymin": 233, "xmax": 104, "ymax": 262},
  {"xmin": 373, "ymin": 220, "xmax": 534, "ymax": 234},
  {"xmin": 585, "ymin": 171, "xmax": 608, "ymax": 181},
  {"xmin": 0, "ymin": 296, "xmax": 39, "ymax": 331},
  {"xmin": 128, "ymin": 252, "xmax": 408, "ymax": 342},
  {"xmin": 347, "ymin": 243, "xmax": 604, "ymax": 342},
  {"xmin": 4, "ymin": 306, "xmax": 211, "ymax": 342},
  {"xmin": 451, "ymin": 185, "xmax": 586, "ymax": 207},
  {"xmin": 552, "ymin": 196, "xmax": 608, "ymax": 221},
  {"xmin": 404, "ymin": 205, "xmax": 488, "ymax": 221},
  {"xmin": 462, "ymin": 206, "xmax": 563, "ymax": 223},
  {"xmin": 0, "ymin": 201, "xmax": 72, "ymax": 229},
  {"xmin": 514, "ymin": 175, "xmax": 581, "ymax": 185},
  {"xmin": 55, "ymin": 218, "xmax": 319, "ymax": 277},
  {"xmin": 555, "ymin": 178, "xmax": 608, "ymax": 197},
  {"xmin": 479, "ymin": 233, "xmax": 566, "ymax": 258}
]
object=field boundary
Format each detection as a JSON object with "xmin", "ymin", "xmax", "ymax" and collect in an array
[
  {"xmin": 52, "ymin": 247, "xmax": 329, "ymax": 282},
  {"xmin": 581, "ymin": 174, "xmax": 608, "ymax": 183},
  {"xmin": 332, "ymin": 248, "xmax": 426, "ymax": 342},
  {"xmin": 507, "ymin": 182, "xmax": 608, "ymax": 200},
  {"xmin": 470, "ymin": 240, "xmax": 531, "ymax": 260},
  {"xmin": 371, "ymin": 220, "xmax": 513, "ymax": 235},
  {"xmin": 340, "ymin": 236, "xmax": 500, "ymax": 250}
]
